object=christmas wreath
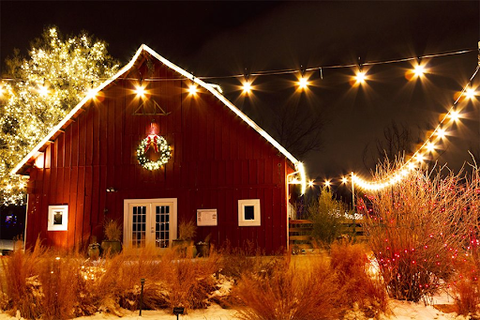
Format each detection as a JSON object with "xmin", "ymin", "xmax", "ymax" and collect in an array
[{"xmin": 137, "ymin": 134, "xmax": 171, "ymax": 170}]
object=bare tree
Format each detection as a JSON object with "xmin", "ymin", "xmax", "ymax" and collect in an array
[
  {"xmin": 362, "ymin": 121, "xmax": 419, "ymax": 171},
  {"xmin": 273, "ymin": 103, "xmax": 324, "ymax": 159}
]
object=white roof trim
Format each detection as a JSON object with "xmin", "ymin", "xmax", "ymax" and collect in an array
[{"xmin": 12, "ymin": 44, "xmax": 307, "ymax": 193}]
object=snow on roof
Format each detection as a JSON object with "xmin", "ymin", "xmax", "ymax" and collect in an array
[{"xmin": 12, "ymin": 44, "xmax": 307, "ymax": 193}]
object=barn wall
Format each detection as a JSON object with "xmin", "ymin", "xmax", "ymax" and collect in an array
[{"xmin": 25, "ymin": 57, "xmax": 291, "ymax": 253}]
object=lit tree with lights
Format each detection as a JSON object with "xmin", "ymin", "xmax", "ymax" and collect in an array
[{"xmin": 0, "ymin": 27, "xmax": 119, "ymax": 204}]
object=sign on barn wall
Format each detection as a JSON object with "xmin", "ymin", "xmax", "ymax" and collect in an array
[{"xmin": 197, "ymin": 209, "xmax": 217, "ymax": 226}]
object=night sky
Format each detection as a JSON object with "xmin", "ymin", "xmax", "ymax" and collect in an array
[{"xmin": 1, "ymin": 1, "xmax": 479, "ymax": 183}]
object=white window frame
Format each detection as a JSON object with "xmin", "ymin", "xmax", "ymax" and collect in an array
[
  {"xmin": 123, "ymin": 198, "xmax": 177, "ymax": 248},
  {"xmin": 238, "ymin": 199, "xmax": 261, "ymax": 226},
  {"xmin": 47, "ymin": 205, "xmax": 69, "ymax": 231}
]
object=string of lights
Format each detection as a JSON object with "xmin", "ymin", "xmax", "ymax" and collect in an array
[
  {"xmin": 1, "ymin": 44, "xmax": 479, "ymax": 193},
  {"xmin": 0, "ymin": 47, "xmax": 475, "ymax": 84}
]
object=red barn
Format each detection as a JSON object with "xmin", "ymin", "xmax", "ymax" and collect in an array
[{"xmin": 13, "ymin": 45, "xmax": 307, "ymax": 253}]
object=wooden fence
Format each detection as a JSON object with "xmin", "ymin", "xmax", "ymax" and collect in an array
[{"xmin": 288, "ymin": 219, "xmax": 366, "ymax": 252}]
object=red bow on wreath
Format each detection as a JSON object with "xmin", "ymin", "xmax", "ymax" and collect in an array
[{"xmin": 145, "ymin": 134, "xmax": 160, "ymax": 153}]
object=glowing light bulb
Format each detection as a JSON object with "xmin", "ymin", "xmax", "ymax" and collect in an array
[
  {"xmin": 242, "ymin": 81, "xmax": 252, "ymax": 94},
  {"xmin": 354, "ymin": 70, "xmax": 367, "ymax": 84},
  {"xmin": 449, "ymin": 110, "xmax": 460, "ymax": 122},
  {"xmin": 188, "ymin": 84, "xmax": 198, "ymax": 96},
  {"xmin": 308, "ymin": 180, "xmax": 314, "ymax": 188},
  {"xmin": 297, "ymin": 77, "xmax": 309, "ymax": 90},
  {"xmin": 86, "ymin": 88, "xmax": 97, "ymax": 99},
  {"xmin": 415, "ymin": 153, "xmax": 425, "ymax": 162},
  {"xmin": 413, "ymin": 64, "xmax": 426, "ymax": 78},
  {"xmin": 425, "ymin": 142, "xmax": 435, "ymax": 152},
  {"xmin": 135, "ymin": 85, "xmax": 146, "ymax": 97},
  {"xmin": 38, "ymin": 85, "xmax": 49, "ymax": 97},
  {"xmin": 407, "ymin": 162, "xmax": 416, "ymax": 170},
  {"xmin": 465, "ymin": 87, "xmax": 477, "ymax": 100},
  {"xmin": 324, "ymin": 179, "xmax": 331, "ymax": 187},
  {"xmin": 436, "ymin": 128, "xmax": 447, "ymax": 139},
  {"xmin": 341, "ymin": 177, "xmax": 348, "ymax": 184}
]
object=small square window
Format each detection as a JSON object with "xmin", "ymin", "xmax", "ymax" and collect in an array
[
  {"xmin": 244, "ymin": 206, "xmax": 255, "ymax": 220},
  {"xmin": 48, "ymin": 205, "xmax": 68, "ymax": 231},
  {"xmin": 238, "ymin": 199, "xmax": 261, "ymax": 226}
]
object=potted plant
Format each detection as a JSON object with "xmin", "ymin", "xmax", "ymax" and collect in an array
[
  {"xmin": 195, "ymin": 234, "xmax": 211, "ymax": 257},
  {"xmin": 87, "ymin": 236, "xmax": 101, "ymax": 260},
  {"xmin": 172, "ymin": 219, "xmax": 197, "ymax": 257},
  {"xmin": 101, "ymin": 219, "xmax": 122, "ymax": 255}
]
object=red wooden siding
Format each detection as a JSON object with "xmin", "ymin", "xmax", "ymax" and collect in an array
[{"xmin": 25, "ymin": 54, "xmax": 293, "ymax": 253}]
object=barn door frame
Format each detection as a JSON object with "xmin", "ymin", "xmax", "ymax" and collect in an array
[{"xmin": 123, "ymin": 198, "xmax": 177, "ymax": 249}]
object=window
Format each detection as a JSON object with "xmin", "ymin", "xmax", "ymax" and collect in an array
[
  {"xmin": 238, "ymin": 199, "xmax": 261, "ymax": 226},
  {"xmin": 48, "ymin": 205, "xmax": 68, "ymax": 231}
]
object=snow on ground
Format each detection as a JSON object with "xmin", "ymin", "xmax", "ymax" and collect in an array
[
  {"xmin": 0, "ymin": 300, "xmax": 471, "ymax": 320},
  {"xmin": 380, "ymin": 291, "xmax": 467, "ymax": 320},
  {"xmin": 0, "ymin": 304, "xmax": 239, "ymax": 320},
  {"xmin": 0, "ymin": 288, "xmax": 471, "ymax": 320}
]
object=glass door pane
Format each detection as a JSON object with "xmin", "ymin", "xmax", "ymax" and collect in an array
[
  {"xmin": 132, "ymin": 205, "xmax": 147, "ymax": 247},
  {"xmin": 155, "ymin": 205, "xmax": 170, "ymax": 248}
]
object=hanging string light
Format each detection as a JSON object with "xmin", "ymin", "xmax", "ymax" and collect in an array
[
  {"xmin": 297, "ymin": 76, "xmax": 309, "ymax": 90},
  {"xmin": 188, "ymin": 82, "xmax": 198, "ymax": 96},
  {"xmin": 2, "ymin": 42, "xmax": 478, "ymax": 194},
  {"xmin": 465, "ymin": 86, "xmax": 478, "ymax": 100},
  {"xmin": 296, "ymin": 66, "xmax": 310, "ymax": 90},
  {"xmin": 134, "ymin": 82, "xmax": 146, "ymax": 97},
  {"xmin": 351, "ymin": 61, "xmax": 480, "ymax": 192}
]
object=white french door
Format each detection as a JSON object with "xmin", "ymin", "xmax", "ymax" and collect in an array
[{"xmin": 123, "ymin": 198, "xmax": 177, "ymax": 249}]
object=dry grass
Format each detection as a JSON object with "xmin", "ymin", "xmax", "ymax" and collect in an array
[
  {"xmin": 234, "ymin": 255, "xmax": 341, "ymax": 320},
  {"xmin": 330, "ymin": 241, "xmax": 389, "ymax": 318},
  {"xmin": 1, "ymin": 239, "xmax": 391, "ymax": 319},
  {"xmin": 1, "ymin": 240, "xmax": 44, "ymax": 319},
  {"xmin": 219, "ymin": 240, "xmax": 283, "ymax": 281},
  {"xmin": 233, "ymin": 242, "xmax": 390, "ymax": 320},
  {"xmin": 1, "ymin": 240, "xmax": 85, "ymax": 319},
  {"xmin": 95, "ymin": 245, "xmax": 220, "ymax": 313},
  {"xmin": 103, "ymin": 219, "xmax": 122, "ymax": 241},
  {"xmin": 0, "ymin": 243, "xmax": 222, "ymax": 318}
]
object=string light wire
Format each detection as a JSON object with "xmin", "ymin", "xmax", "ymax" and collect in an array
[
  {"xmin": 352, "ymin": 63, "xmax": 480, "ymax": 191},
  {"xmin": 0, "ymin": 48, "xmax": 475, "ymax": 83},
  {"xmin": 3, "ymin": 44, "xmax": 478, "ymax": 193}
]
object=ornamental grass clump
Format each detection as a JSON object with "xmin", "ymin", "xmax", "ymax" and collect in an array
[
  {"xmin": 234, "ymin": 255, "xmax": 343, "ymax": 320},
  {"xmin": 330, "ymin": 241, "xmax": 389, "ymax": 318},
  {"xmin": 104, "ymin": 219, "xmax": 122, "ymax": 241},
  {"xmin": 36, "ymin": 252, "xmax": 83, "ymax": 320},
  {"xmin": 1, "ymin": 240, "xmax": 44, "ymax": 319},
  {"xmin": 1, "ymin": 240, "xmax": 86, "ymax": 320},
  {"xmin": 219, "ymin": 240, "xmax": 282, "ymax": 281},
  {"xmin": 95, "ymin": 245, "xmax": 220, "ymax": 313},
  {"xmin": 361, "ymin": 162, "xmax": 476, "ymax": 302}
]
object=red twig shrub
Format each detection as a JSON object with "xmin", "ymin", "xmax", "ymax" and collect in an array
[{"xmin": 361, "ymin": 164, "xmax": 475, "ymax": 302}]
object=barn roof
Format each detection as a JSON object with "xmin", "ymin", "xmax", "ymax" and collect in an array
[{"xmin": 12, "ymin": 44, "xmax": 307, "ymax": 193}]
